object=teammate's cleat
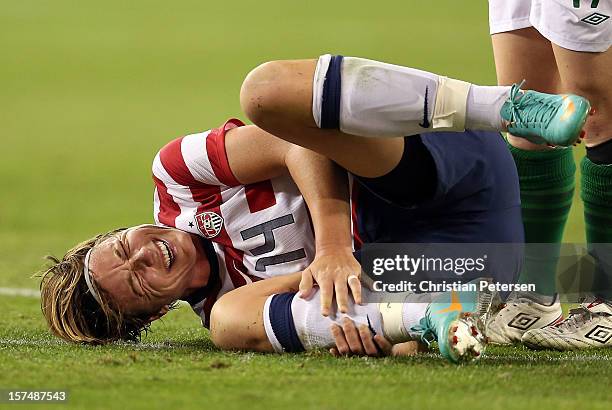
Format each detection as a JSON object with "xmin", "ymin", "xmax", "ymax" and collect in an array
[
  {"xmin": 522, "ymin": 298, "xmax": 612, "ymax": 350},
  {"xmin": 486, "ymin": 295, "xmax": 563, "ymax": 345},
  {"xmin": 413, "ymin": 281, "xmax": 493, "ymax": 363},
  {"xmin": 500, "ymin": 82, "xmax": 591, "ymax": 147}
]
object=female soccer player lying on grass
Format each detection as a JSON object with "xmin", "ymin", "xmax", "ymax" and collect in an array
[{"xmin": 39, "ymin": 54, "xmax": 591, "ymax": 362}]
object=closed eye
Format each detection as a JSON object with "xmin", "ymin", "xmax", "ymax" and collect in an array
[
  {"xmin": 116, "ymin": 231, "xmax": 129, "ymax": 261},
  {"xmin": 129, "ymin": 272, "xmax": 145, "ymax": 297}
]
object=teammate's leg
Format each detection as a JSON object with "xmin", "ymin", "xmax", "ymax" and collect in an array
[
  {"xmin": 510, "ymin": 0, "xmax": 612, "ymax": 349},
  {"xmin": 542, "ymin": 45, "xmax": 612, "ymax": 350},
  {"xmin": 492, "ymin": 27, "xmax": 562, "ymax": 145},
  {"xmin": 552, "ymin": 46, "xmax": 612, "ymax": 146},
  {"xmin": 486, "ymin": 28, "xmax": 568, "ymax": 343},
  {"xmin": 494, "ymin": 29, "xmax": 574, "ymax": 292},
  {"xmin": 551, "ymin": 45, "xmax": 612, "ymax": 250}
]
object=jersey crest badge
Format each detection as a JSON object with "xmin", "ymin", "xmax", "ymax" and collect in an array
[{"xmin": 195, "ymin": 211, "xmax": 224, "ymax": 238}]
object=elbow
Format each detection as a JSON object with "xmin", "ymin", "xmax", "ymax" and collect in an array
[
  {"xmin": 209, "ymin": 292, "xmax": 269, "ymax": 352},
  {"xmin": 209, "ymin": 297, "xmax": 239, "ymax": 350}
]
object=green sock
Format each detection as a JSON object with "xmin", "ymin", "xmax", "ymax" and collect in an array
[
  {"xmin": 509, "ymin": 145, "xmax": 576, "ymax": 296},
  {"xmin": 581, "ymin": 158, "xmax": 612, "ymax": 299},
  {"xmin": 582, "ymin": 158, "xmax": 612, "ymax": 243}
]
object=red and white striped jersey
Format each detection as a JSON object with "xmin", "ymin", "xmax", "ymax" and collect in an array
[{"xmin": 152, "ymin": 119, "xmax": 315, "ymax": 326}]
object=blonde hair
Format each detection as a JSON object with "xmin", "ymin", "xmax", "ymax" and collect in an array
[{"xmin": 39, "ymin": 229, "xmax": 151, "ymax": 344}]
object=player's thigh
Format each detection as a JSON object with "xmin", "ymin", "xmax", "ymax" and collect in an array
[
  {"xmin": 296, "ymin": 130, "xmax": 405, "ymax": 178},
  {"xmin": 492, "ymin": 28, "xmax": 560, "ymax": 91},
  {"xmin": 241, "ymin": 58, "xmax": 403, "ymax": 178},
  {"xmin": 552, "ymin": 45, "xmax": 612, "ymax": 144},
  {"xmin": 492, "ymin": 27, "xmax": 561, "ymax": 150}
]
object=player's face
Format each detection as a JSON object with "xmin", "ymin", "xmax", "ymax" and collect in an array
[{"xmin": 88, "ymin": 225, "xmax": 210, "ymax": 316}]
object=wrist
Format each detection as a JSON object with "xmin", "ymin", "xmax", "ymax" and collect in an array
[{"xmin": 315, "ymin": 243, "xmax": 354, "ymax": 256}]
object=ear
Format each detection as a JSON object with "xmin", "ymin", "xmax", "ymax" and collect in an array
[{"xmin": 147, "ymin": 304, "xmax": 171, "ymax": 323}]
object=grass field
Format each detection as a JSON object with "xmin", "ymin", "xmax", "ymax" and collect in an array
[{"xmin": 1, "ymin": 1, "xmax": 608, "ymax": 409}]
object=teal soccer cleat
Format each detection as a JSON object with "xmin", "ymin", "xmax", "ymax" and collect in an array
[
  {"xmin": 500, "ymin": 82, "xmax": 591, "ymax": 147},
  {"xmin": 413, "ymin": 281, "xmax": 493, "ymax": 363}
]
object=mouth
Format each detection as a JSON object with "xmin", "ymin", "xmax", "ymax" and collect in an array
[{"xmin": 154, "ymin": 239, "xmax": 175, "ymax": 270}]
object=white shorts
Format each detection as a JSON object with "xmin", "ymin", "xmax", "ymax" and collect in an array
[{"xmin": 489, "ymin": 0, "xmax": 611, "ymax": 52}]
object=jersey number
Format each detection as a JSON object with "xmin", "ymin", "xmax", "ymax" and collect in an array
[
  {"xmin": 574, "ymin": 0, "xmax": 600, "ymax": 8},
  {"xmin": 240, "ymin": 214, "xmax": 307, "ymax": 272}
]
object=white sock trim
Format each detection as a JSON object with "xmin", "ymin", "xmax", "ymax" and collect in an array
[
  {"xmin": 432, "ymin": 76, "xmax": 471, "ymax": 131},
  {"xmin": 263, "ymin": 295, "xmax": 284, "ymax": 353},
  {"xmin": 311, "ymin": 54, "xmax": 332, "ymax": 129}
]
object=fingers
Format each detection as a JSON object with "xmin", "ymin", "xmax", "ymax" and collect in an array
[
  {"xmin": 373, "ymin": 334, "xmax": 393, "ymax": 356},
  {"xmin": 330, "ymin": 324, "xmax": 350, "ymax": 356},
  {"xmin": 320, "ymin": 272, "xmax": 362, "ymax": 315},
  {"xmin": 334, "ymin": 279, "xmax": 350, "ymax": 314},
  {"xmin": 348, "ymin": 274, "xmax": 362, "ymax": 305},
  {"xmin": 329, "ymin": 319, "xmax": 385, "ymax": 357},
  {"xmin": 341, "ymin": 318, "xmax": 365, "ymax": 355},
  {"xmin": 358, "ymin": 324, "xmax": 380, "ymax": 356},
  {"xmin": 302, "ymin": 251, "xmax": 363, "ymax": 315},
  {"xmin": 318, "ymin": 276, "xmax": 334, "ymax": 316},
  {"xmin": 298, "ymin": 270, "xmax": 315, "ymax": 300},
  {"xmin": 330, "ymin": 319, "xmax": 366, "ymax": 356}
]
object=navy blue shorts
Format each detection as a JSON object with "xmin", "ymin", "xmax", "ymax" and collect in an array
[
  {"xmin": 352, "ymin": 130, "xmax": 524, "ymax": 286},
  {"xmin": 353, "ymin": 130, "xmax": 524, "ymax": 245}
]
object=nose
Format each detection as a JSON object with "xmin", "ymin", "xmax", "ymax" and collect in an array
[{"xmin": 131, "ymin": 244, "xmax": 157, "ymax": 269}]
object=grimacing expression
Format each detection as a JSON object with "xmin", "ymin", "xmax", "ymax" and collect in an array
[{"xmin": 88, "ymin": 225, "xmax": 209, "ymax": 316}]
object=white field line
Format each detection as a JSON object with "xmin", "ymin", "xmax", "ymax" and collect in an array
[
  {"xmin": 0, "ymin": 287, "xmax": 40, "ymax": 298},
  {"xmin": 0, "ymin": 288, "xmax": 191, "ymax": 304},
  {"xmin": 0, "ymin": 338, "xmax": 183, "ymax": 350}
]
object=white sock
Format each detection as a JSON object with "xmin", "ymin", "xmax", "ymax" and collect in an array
[
  {"xmin": 312, "ymin": 55, "xmax": 481, "ymax": 138},
  {"xmin": 290, "ymin": 288, "xmax": 385, "ymax": 350},
  {"xmin": 465, "ymin": 85, "xmax": 510, "ymax": 131},
  {"xmin": 378, "ymin": 292, "xmax": 434, "ymax": 343},
  {"xmin": 263, "ymin": 289, "xmax": 433, "ymax": 352}
]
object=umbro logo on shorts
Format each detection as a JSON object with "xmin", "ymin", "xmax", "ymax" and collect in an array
[
  {"xmin": 508, "ymin": 313, "xmax": 540, "ymax": 330},
  {"xmin": 584, "ymin": 325, "xmax": 612, "ymax": 344},
  {"xmin": 581, "ymin": 12, "xmax": 610, "ymax": 26}
]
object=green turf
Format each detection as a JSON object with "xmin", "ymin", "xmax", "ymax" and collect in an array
[
  {"xmin": 1, "ymin": 296, "xmax": 610, "ymax": 410},
  {"xmin": 0, "ymin": 1, "xmax": 605, "ymax": 409}
]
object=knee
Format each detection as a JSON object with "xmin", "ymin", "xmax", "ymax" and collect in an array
[{"xmin": 240, "ymin": 60, "xmax": 289, "ymax": 126}]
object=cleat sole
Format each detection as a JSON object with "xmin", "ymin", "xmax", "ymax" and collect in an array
[{"xmin": 445, "ymin": 313, "xmax": 488, "ymax": 363}]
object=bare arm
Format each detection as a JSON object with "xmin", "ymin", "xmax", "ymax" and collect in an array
[
  {"xmin": 209, "ymin": 272, "xmax": 302, "ymax": 352},
  {"xmin": 225, "ymin": 125, "xmax": 362, "ymax": 315}
]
